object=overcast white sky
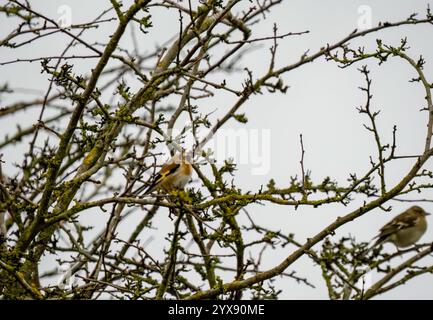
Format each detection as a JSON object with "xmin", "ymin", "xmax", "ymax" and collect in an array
[{"xmin": 1, "ymin": 0, "xmax": 433, "ymax": 299}]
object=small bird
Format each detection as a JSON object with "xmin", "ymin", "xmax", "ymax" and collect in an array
[
  {"xmin": 372, "ymin": 205, "xmax": 430, "ymax": 249},
  {"xmin": 143, "ymin": 151, "xmax": 193, "ymax": 195}
]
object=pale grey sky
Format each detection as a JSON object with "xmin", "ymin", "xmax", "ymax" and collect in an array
[{"xmin": 1, "ymin": 0, "xmax": 433, "ymax": 299}]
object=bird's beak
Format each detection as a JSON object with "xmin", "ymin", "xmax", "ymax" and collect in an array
[{"xmin": 425, "ymin": 212, "xmax": 431, "ymax": 216}]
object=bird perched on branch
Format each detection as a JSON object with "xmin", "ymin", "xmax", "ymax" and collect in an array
[
  {"xmin": 143, "ymin": 151, "xmax": 193, "ymax": 195},
  {"xmin": 372, "ymin": 205, "xmax": 430, "ymax": 249}
]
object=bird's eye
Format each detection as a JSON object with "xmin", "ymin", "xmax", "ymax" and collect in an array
[{"xmin": 413, "ymin": 206, "xmax": 423, "ymax": 214}]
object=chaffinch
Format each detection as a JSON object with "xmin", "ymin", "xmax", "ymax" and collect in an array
[
  {"xmin": 373, "ymin": 205, "xmax": 430, "ymax": 249},
  {"xmin": 143, "ymin": 151, "xmax": 193, "ymax": 194}
]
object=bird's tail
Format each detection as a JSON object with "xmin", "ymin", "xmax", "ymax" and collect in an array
[
  {"xmin": 142, "ymin": 183, "xmax": 156, "ymax": 196},
  {"xmin": 358, "ymin": 236, "xmax": 385, "ymax": 259},
  {"xmin": 131, "ymin": 181, "xmax": 156, "ymax": 197}
]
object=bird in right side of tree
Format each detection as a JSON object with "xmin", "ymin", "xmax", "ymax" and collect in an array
[{"xmin": 372, "ymin": 205, "xmax": 430, "ymax": 249}]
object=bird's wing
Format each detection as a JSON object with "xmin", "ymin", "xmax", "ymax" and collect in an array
[
  {"xmin": 144, "ymin": 163, "xmax": 180, "ymax": 194},
  {"xmin": 377, "ymin": 212, "xmax": 419, "ymax": 238}
]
